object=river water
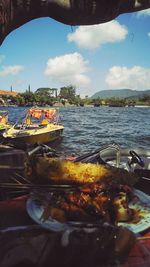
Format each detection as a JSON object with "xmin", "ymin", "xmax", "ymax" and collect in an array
[{"xmin": 1, "ymin": 106, "xmax": 150, "ymax": 156}]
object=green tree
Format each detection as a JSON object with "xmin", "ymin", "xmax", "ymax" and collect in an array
[
  {"xmin": 35, "ymin": 88, "xmax": 53, "ymax": 96},
  {"xmin": 108, "ymin": 97, "xmax": 126, "ymax": 107},
  {"xmin": 140, "ymin": 95, "xmax": 150, "ymax": 102},
  {"xmin": 20, "ymin": 91, "xmax": 36, "ymax": 105},
  {"xmin": 59, "ymin": 85, "xmax": 76, "ymax": 100},
  {"xmin": 92, "ymin": 97, "xmax": 102, "ymax": 107},
  {"xmin": 35, "ymin": 88, "xmax": 56, "ymax": 105},
  {"xmin": 16, "ymin": 94, "xmax": 25, "ymax": 106}
]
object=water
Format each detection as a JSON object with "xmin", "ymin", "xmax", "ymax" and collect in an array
[{"xmin": 1, "ymin": 106, "xmax": 150, "ymax": 156}]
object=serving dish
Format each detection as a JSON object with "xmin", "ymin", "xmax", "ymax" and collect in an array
[{"xmin": 26, "ymin": 189, "xmax": 150, "ymax": 233}]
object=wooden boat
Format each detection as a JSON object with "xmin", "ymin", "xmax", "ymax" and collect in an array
[
  {"xmin": 0, "ymin": 110, "xmax": 11, "ymax": 134},
  {"xmin": 3, "ymin": 107, "xmax": 64, "ymax": 144}
]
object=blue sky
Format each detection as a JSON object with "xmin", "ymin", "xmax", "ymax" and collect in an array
[{"xmin": 0, "ymin": 9, "xmax": 150, "ymax": 97}]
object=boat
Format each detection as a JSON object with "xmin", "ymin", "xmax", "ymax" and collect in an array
[
  {"xmin": 0, "ymin": 110, "xmax": 11, "ymax": 134},
  {"xmin": 2, "ymin": 107, "xmax": 64, "ymax": 144}
]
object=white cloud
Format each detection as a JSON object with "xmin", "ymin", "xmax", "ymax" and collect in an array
[
  {"xmin": 67, "ymin": 21, "xmax": 128, "ymax": 49},
  {"xmin": 0, "ymin": 65, "xmax": 24, "ymax": 77},
  {"xmin": 136, "ymin": 8, "xmax": 150, "ymax": 17},
  {"xmin": 44, "ymin": 52, "xmax": 91, "ymax": 88},
  {"xmin": 148, "ymin": 32, "xmax": 150, "ymax": 37},
  {"xmin": 105, "ymin": 66, "xmax": 150, "ymax": 90}
]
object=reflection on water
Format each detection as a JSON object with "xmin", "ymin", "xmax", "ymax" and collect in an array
[{"xmin": 1, "ymin": 106, "xmax": 150, "ymax": 155}]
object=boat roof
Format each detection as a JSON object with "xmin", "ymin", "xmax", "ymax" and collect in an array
[
  {"xmin": 28, "ymin": 107, "xmax": 59, "ymax": 112},
  {"xmin": 26, "ymin": 107, "xmax": 59, "ymax": 121}
]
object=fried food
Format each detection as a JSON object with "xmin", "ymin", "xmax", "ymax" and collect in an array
[
  {"xmin": 114, "ymin": 192, "xmax": 133, "ymax": 222},
  {"xmin": 40, "ymin": 182, "xmax": 135, "ymax": 224},
  {"xmin": 26, "ymin": 156, "xmax": 139, "ymax": 186}
]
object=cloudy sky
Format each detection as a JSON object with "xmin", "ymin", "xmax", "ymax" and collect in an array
[{"xmin": 0, "ymin": 9, "xmax": 150, "ymax": 97}]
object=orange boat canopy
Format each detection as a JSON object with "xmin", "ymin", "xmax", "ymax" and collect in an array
[{"xmin": 28, "ymin": 108, "xmax": 57, "ymax": 121}]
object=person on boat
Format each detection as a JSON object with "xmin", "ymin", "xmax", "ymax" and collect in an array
[{"xmin": 0, "ymin": 0, "xmax": 150, "ymax": 44}]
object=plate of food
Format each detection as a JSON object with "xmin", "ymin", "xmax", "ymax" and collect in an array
[
  {"xmin": 26, "ymin": 183, "xmax": 150, "ymax": 234},
  {"xmin": 26, "ymin": 195, "xmax": 68, "ymax": 232},
  {"xmin": 118, "ymin": 189, "xmax": 150, "ymax": 234}
]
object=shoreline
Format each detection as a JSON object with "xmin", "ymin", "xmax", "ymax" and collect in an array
[
  {"xmin": 134, "ymin": 105, "xmax": 150, "ymax": 108},
  {"xmin": 0, "ymin": 104, "xmax": 150, "ymax": 108}
]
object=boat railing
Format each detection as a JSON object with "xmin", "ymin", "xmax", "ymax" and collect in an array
[{"xmin": 99, "ymin": 143, "xmax": 121, "ymax": 168}]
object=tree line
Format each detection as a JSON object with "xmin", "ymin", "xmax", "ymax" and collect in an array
[{"xmin": 1, "ymin": 85, "xmax": 150, "ymax": 107}]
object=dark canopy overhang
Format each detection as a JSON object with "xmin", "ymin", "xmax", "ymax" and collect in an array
[{"xmin": 0, "ymin": 0, "xmax": 150, "ymax": 44}]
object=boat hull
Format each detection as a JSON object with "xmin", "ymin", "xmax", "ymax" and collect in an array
[
  {"xmin": 3, "ymin": 125, "xmax": 64, "ymax": 144},
  {"xmin": 0, "ymin": 124, "xmax": 11, "ymax": 132},
  {"xmin": 16, "ymin": 128, "xmax": 63, "ymax": 144}
]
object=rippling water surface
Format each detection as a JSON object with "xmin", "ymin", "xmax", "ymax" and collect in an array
[{"xmin": 2, "ymin": 106, "xmax": 150, "ymax": 156}]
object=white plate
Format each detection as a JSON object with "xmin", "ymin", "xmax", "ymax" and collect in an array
[
  {"xmin": 26, "ymin": 197, "xmax": 69, "ymax": 232},
  {"xmin": 118, "ymin": 189, "xmax": 150, "ymax": 234},
  {"xmin": 26, "ymin": 189, "xmax": 150, "ymax": 233}
]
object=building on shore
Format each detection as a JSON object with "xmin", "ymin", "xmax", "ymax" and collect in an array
[
  {"xmin": 0, "ymin": 89, "xmax": 18, "ymax": 97},
  {"xmin": 0, "ymin": 89, "xmax": 19, "ymax": 106}
]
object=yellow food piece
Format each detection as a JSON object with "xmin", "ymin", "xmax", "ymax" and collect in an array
[
  {"xmin": 26, "ymin": 156, "xmax": 139, "ymax": 186},
  {"xmin": 114, "ymin": 193, "xmax": 132, "ymax": 222}
]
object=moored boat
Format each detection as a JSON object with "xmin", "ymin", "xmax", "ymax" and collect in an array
[
  {"xmin": 0, "ymin": 110, "xmax": 11, "ymax": 134},
  {"xmin": 3, "ymin": 107, "xmax": 64, "ymax": 144}
]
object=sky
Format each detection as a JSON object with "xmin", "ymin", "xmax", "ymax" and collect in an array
[{"xmin": 0, "ymin": 8, "xmax": 150, "ymax": 98}]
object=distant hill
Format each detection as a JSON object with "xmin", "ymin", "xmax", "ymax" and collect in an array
[{"xmin": 91, "ymin": 89, "xmax": 150, "ymax": 99}]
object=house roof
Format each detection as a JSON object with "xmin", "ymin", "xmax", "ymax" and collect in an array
[{"xmin": 0, "ymin": 90, "xmax": 18, "ymax": 96}]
